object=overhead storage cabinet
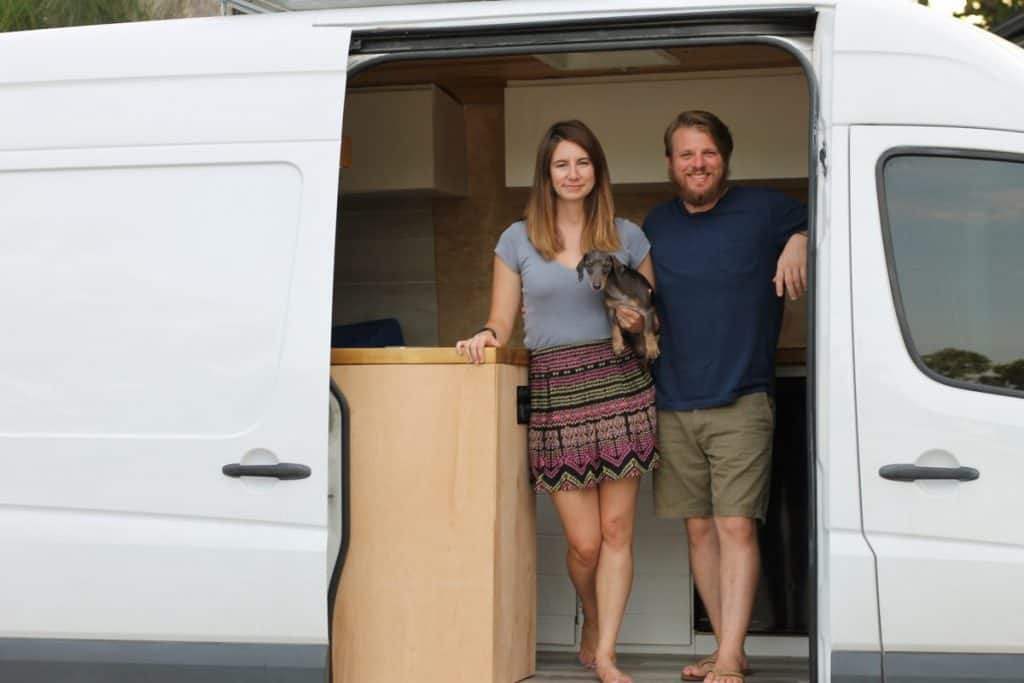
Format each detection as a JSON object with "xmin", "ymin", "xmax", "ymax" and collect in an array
[
  {"xmin": 341, "ymin": 85, "xmax": 467, "ymax": 195},
  {"xmin": 505, "ymin": 70, "xmax": 809, "ymax": 186}
]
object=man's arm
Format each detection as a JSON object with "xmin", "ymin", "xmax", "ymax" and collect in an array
[{"xmin": 773, "ymin": 231, "xmax": 808, "ymax": 300}]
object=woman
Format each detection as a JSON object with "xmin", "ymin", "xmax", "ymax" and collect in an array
[{"xmin": 456, "ymin": 120, "xmax": 658, "ymax": 683}]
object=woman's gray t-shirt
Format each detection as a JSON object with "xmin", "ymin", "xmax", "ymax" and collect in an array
[{"xmin": 495, "ymin": 217, "xmax": 651, "ymax": 351}]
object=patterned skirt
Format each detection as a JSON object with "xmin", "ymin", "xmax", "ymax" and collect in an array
[{"xmin": 529, "ymin": 339, "xmax": 659, "ymax": 493}]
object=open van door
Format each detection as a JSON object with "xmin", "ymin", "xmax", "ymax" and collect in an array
[
  {"xmin": 849, "ymin": 125, "xmax": 1024, "ymax": 680},
  {"xmin": 0, "ymin": 15, "xmax": 349, "ymax": 679}
]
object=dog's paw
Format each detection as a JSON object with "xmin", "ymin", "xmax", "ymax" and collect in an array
[
  {"xmin": 645, "ymin": 343, "xmax": 661, "ymax": 362},
  {"xmin": 612, "ymin": 339, "xmax": 627, "ymax": 355}
]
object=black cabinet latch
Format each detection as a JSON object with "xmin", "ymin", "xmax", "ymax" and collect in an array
[{"xmin": 516, "ymin": 386, "xmax": 531, "ymax": 425}]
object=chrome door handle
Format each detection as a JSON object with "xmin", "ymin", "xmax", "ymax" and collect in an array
[
  {"xmin": 222, "ymin": 463, "xmax": 311, "ymax": 480},
  {"xmin": 879, "ymin": 464, "xmax": 979, "ymax": 482}
]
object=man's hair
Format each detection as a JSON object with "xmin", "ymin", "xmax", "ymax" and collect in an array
[{"xmin": 663, "ymin": 110, "xmax": 734, "ymax": 164}]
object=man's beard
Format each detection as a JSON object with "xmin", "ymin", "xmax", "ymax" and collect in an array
[{"xmin": 676, "ymin": 169, "xmax": 727, "ymax": 208}]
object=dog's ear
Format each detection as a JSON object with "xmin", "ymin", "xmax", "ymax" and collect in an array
[
  {"xmin": 611, "ymin": 255, "xmax": 626, "ymax": 276},
  {"xmin": 576, "ymin": 257, "xmax": 586, "ymax": 282}
]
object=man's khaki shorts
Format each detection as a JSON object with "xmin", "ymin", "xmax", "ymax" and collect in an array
[{"xmin": 653, "ymin": 392, "xmax": 775, "ymax": 521}]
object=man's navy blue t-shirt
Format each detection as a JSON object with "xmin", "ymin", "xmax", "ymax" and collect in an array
[{"xmin": 643, "ymin": 186, "xmax": 807, "ymax": 411}]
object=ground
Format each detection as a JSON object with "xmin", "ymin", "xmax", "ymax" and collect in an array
[{"xmin": 529, "ymin": 653, "xmax": 809, "ymax": 683}]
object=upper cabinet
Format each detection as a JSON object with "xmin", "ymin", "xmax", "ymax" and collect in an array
[
  {"xmin": 341, "ymin": 85, "xmax": 468, "ymax": 196},
  {"xmin": 505, "ymin": 69, "xmax": 809, "ymax": 187}
]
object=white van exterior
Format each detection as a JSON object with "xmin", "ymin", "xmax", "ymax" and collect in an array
[{"xmin": 1, "ymin": 1, "xmax": 1022, "ymax": 681}]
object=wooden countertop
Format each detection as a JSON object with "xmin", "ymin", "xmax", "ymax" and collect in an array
[
  {"xmin": 331, "ymin": 347, "xmax": 530, "ymax": 367},
  {"xmin": 332, "ymin": 346, "xmax": 804, "ymax": 368}
]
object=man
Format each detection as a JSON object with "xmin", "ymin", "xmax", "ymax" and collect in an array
[{"xmin": 619, "ymin": 110, "xmax": 807, "ymax": 683}]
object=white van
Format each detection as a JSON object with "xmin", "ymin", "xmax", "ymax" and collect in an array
[{"xmin": 2, "ymin": 1, "xmax": 1023, "ymax": 681}]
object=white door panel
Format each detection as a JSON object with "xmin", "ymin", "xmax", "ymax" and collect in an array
[
  {"xmin": 0, "ymin": 18, "xmax": 350, "ymax": 647},
  {"xmin": 535, "ymin": 477, "xmax": 691, "ymax": 649},
  {"xmin": 850, "ymin": 126, "xmax": 1024, "ymax": 652}
]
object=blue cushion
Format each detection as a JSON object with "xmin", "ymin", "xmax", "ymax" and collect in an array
[{"xmin": 331, "ymin": 318, "xmax": 405, "ymax": 348}]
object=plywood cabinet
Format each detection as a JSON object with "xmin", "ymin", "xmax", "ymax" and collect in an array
[
  {"xmin": 330, "ymin": 347, "xmax": 535, "ymax": 683},
  {"xmin": 341, "ymin": 85, "xmax": 467, "ymax": 196}
]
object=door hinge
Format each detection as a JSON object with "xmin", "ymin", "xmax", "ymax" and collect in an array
[{"xmin": 818, "ymin": 145, "xmax": 828, "ymax": 177}]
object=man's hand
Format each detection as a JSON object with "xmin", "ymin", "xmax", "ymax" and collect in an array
[
  {"xmin": 615, "ymin": 307, "xmax": 644, "ymax": 333},
  {"xmin": 773, "ymin": 232, "xmax": 808, "ymax": 300}
]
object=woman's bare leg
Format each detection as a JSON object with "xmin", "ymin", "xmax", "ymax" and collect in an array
[
  {"xmin": 592, "ymin": 476, "xmax": 641, "ymax": 683},
  {"xmin": 550, "ymin": 487, "xmax": 602, "ymax": 668}
]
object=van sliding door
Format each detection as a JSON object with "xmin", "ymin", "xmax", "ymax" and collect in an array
[
  {"xmin": 849, "ymin": 125, "xmax": 1024, "ymax": 680},
  {"xmin": 0, "ymin": 17, "xmax": 350, "ymax": 680}
]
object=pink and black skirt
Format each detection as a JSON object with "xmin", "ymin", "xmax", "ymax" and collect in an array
[{"xmin": 528, "ymin": 339, "xmax": 658, "ymax": 494}]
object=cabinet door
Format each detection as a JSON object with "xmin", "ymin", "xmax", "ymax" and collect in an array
[
  {"xmin": 0, "ymin": 16, "xmax": 350, "ymax": 679},
  {"xmin": 618, "ymin": 477, "xmax": 691, "ymax": 646},
  {"xmin": 536, "ymin": 495, "xmax": 579, "ymax": 647},
  {"xmin": 850, "ymin": 126, "xmax": 1024, "ymax": 677},
  {"xmin": 536, "ymin": 478, "xmax": 691, "ymax": 649}
]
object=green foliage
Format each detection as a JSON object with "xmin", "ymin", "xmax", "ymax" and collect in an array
[
  {"xmin": 922, "ymin": 348, "xmax": 1024, "ymax": 390},
  {"xmin": 0, "ymin": 0, "xmax": 149, "ymax": 32},
  {"xmin": 921, "ymin": 347, "xmax": 992, "ymax": 379},
  {"xmin": 918, "ymin": 0, "xmax": 1024, "ymax": 28},
  {"xmin": 957, "ymin": 0, "xmax": 1024, "ymax": 28},
  {"xmin": 992, "ymin": 359, "xmax": 1024, "ymax": 390}
]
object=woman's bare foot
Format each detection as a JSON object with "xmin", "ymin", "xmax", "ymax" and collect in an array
[
  {"xmin": 681, "ymin": 652, "xmax": 749, "ymax": 681},
  {"xmin": 703, "ymin": 671, "xmax": 746, "ymax": 683},
  {"xmin": 578, "ymin": 619, "xmax": 598, "ymax": 669},
  {"xmin": 680, "ymin": 654, "xmax": 716, "ymax": 681},
  {"xmin": 595, "ymin": 658, "xmax": 633, "ymax": 683}
]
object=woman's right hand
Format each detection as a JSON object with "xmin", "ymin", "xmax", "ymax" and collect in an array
[{"xmin": 455, "ymin": 329, "xmax": 501, "ymax": 365}]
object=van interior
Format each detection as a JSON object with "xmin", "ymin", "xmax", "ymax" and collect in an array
[{"xmin": 334, "ymin": 40, "xmax": 812, "ymax": 680}]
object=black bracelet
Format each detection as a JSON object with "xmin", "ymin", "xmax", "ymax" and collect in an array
[{"xmin": 475, "ymin": 326, "xmax": 497, "ymax": 340}]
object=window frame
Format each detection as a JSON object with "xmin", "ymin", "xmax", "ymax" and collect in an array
[{"xmin": 876, "ymin": 146, "xmax": 1024, "ymax": 400}]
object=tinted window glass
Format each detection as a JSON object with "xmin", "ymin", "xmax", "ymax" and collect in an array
[{"xmin": 883, "ymin": 154, "xmax": 1024, "ymax": 392}]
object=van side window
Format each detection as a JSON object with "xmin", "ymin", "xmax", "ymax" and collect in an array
[{"xmin": 881, "ymin": 152, "xmax": 1024, "ymax": 394}]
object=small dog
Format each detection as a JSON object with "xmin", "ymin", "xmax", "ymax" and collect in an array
[{"xmin": 576, "ymin": 250, "xmax": 660, "ymax": 367}]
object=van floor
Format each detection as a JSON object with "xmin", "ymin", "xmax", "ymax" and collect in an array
[{"xmin": 532, "ymin": 653, "xmax": 809, "ymax": 682}]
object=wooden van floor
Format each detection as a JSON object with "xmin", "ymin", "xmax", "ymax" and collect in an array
[{"xmin": 530, "ymin": 653, "xmax": 810, "ymax": 683}]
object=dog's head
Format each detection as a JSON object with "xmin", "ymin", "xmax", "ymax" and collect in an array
[{"xmin": 576, "ymin": 250, "xmax": 625, "ymax": 292}]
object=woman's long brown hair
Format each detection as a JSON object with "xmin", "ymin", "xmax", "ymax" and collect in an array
[{"xmin": 524, "ymin": 120, "xmax": 619, "ymax": 261}]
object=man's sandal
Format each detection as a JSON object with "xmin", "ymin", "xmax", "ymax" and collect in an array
[{"xmin": 680, "ymin": 656, "xmax": 716, "ymax": 681}]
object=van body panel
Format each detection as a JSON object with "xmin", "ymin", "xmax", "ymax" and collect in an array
[
  {"xmin": 0, "ymin": 12, "xmax": 347, "ymax": 83},
  {"xmin": 882, "ymin": 653, "xmax": 1024, "ymax": 682},
  {"xmin": 833, "ymin": 0, "xmax": 1024, "ymax": 130},
  {"xmin": 814, "ymin": 119, "xmax": 882, "ymax": 677},
  {"xmin": 0, "ymin": 638, "xmax": 325, "ymax": 683},
  {"xmin": 0, "ymin": 15, "xmax": 350, "ymax": 670},
  {"xmin": 830, "ymin": 651, "xmax": 882, "ymax": 683},
  {"xmin": 4, "ymin": 0, "xmax": 1023, "ymax": 675},
  {"xmin": 0, "ymin": 15, "xmax": 349, "ymax": 149},
  {"xmin": 850, "ymin": 125, "xmax": 1024, "ymax": 654},
  {"xmin": 307, "ymin": 0, "xmax": 823, "ymax": 30},
  {"xmin": 811, "ymin": 15, "xmax": 881, "ymax": 678}
]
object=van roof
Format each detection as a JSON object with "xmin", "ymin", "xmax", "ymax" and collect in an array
[
  {"xmin": 247, "ymin": 0, "xmax": 494, "ymax": 8},
  {"xmin": 293, "ymin": 0, "xmax": 1023, "ymax": 132},
  {"xmin": 3, "ymin": 0, "xmax": 1023, "ymax": 133}
]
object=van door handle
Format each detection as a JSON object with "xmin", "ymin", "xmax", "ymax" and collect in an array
[
  {"xmin": 879, "ymin": 464, "xmax": 979, "ymax": 482},
  {"xmin": 222, "ymin": 463, "xmax": 311, "ymax": 480}
]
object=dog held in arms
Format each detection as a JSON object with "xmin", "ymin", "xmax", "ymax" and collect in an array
[{"xmin": 576, "ymin": 250, "xmax": 660, "ymax": 368}]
